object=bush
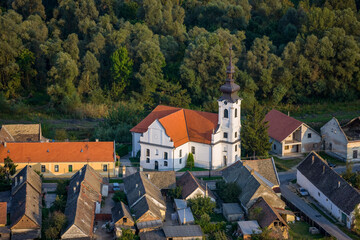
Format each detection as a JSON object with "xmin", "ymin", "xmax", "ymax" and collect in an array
[
  {"xmin": 186, "ymin": 153, "xmax": 195, "ymax": 170},
  {"xmin": 216, "ymin": 180, "xmax": 241, "ymax": 203},
  {"xmin": 112, "ymin": 191, "xmax": 128, "ymax": 205},
  {"xmin": 169, "ymin": 186, "xmax": 182, "ymax": 199},
  {"xmin": 188, "ymin": 196, "xmax": 216, "ymax": 218},
  {"xmin": 116, "ymin": 144, "xmax": 129, "ymax": 157}
]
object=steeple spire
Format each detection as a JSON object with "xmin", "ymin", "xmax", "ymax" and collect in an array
[{"xmin": 219, "ymin": 46, "xmax": 240, "ymax": 103}]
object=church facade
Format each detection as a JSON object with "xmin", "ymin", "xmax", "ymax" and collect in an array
[{"xmin": 130, "ymin": 51, "xmax": 242, "ymax": 171}]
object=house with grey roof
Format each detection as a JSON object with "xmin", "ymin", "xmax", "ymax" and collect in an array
[
  {"xmin": 163, "ymin": 225, "xmax": 203, "ymax": 240},
  {"xmin": 112, "ymin": 201, "xmax": 135, "ymax": 238},
  {"xmin": 321, "ymin": 117, "xmax": 360, "ymax": 162},
  {"xmin": 237, "ymin": 220, "xmax": 261, "ymax": 240},
  {"xmin": 61, "ymin": 164, "xmax": 104, "ymax": 239},
  {"xmin": 9, "ymin": 166, "xmax": 42, "ymax": 240},
  {"xmin": 177, "ymin": 171, "xmax": 215, "ymax": 202},
  {"xmin": 0, "ymin": 124, "xmax": 44, "ymax": 142},
  {"xmin": 222, "ymin": 160, "xmax": 285, "ymax": 212},
  {"xmin": 123, "ymin": 172, "xmax": 166, "ymax": 231},
  {"xmin": 297, "ymin": 151, "xmax": 360, "ymax": 229}
]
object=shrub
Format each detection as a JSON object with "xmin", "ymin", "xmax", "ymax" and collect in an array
[
  {"xmin": 186, "ymin": 153, "xmax": 195, "ymax": 170},
  {"xmin": 113, "ymin": 191, "xmax": 128, "ymax": 205},
  {"xmin": 216, "ymin": 180, "xmax": 241, "ymax": 203},
  {"xmin": 188, "ymin": 196, "xmax": 216, "ymax": 218},
  {"xmin": 169, "ymin": 186, "xmax": 182, "ymax": 199},
  {"xmin": 116, "ymin": 144, "xmax": 129, "ymax": 157}
]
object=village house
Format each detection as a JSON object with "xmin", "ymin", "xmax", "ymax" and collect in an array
[
  {"xmin": 131, "ymin": 53, "xmax": 242, "ymax": 171},
  {"xmin": 0, "ymin": 124, "xmax": 44, "ymax": 142},
  {"xmin": 321, "ymin": 117, "xmax": 360, "ymax": 162},
  {"xmin": 9, "ymin": 166, "xmax": 42, "ymax": 240},
  {"xmin": 111, "ymin": 201, "xmax": 135, "ymax": 238},
  {"xmin": 0, "ymin": 141, "xmax": 117, "ymax": 177},
  {"xmin": 123, "ymin": 172, "xmax": 166, "ymax": 231},
  {"xmin": 61, "ymin": 164, "xmax": 104, "ymax": 239},
  {"xmin": 297, "ymin": 151, "xmax": 360, "ymax": 229},
  {"xmin": 236, "ymin": 220, "xmax": 262, "ymax": 240},
  {"xmin": 249, "ymin": 197, "xmax": 289, "ymax": 239},
  {"xmin": 141, "ymin": 171, "xmax": 176, "ymax": 195},
  {"xmin": 265, "ymin": 109, "xmax": 321, "ymax": 156},
  {"xmin": 222, "ymin": 160, "xmax": 285, "ymax": 213},
  {"xmin": 177, "ymin": 171, "xmax": 216, "ymax": 202}
]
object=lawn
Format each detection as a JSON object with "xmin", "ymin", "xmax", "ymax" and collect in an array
[
  {"xmin": 272, "ymin": 155, "xmax": 303, "ymax": 172},
  {"xmin": 289, "ymin": 221, "xmax": 327, "ymax": 239},
  {"xmin": 109, "ymin": 179, "xmax": 124, "ymax": 183},
  {"xmin": 317, "ymin": 152, "xmax": 346, "ymax": 166},
  {"xmin": 178, "ymin": 167, "xmax": 209, "ymax": 172}
]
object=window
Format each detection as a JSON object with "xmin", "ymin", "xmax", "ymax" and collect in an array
[
  {"xmin": 146, "ymin": 158, "xmax": 150, "ymax": 163},
  {"xmin": 285, "ymin": 146, "xmax": 289, "ymax": 150},
  {"xmin": 68, "ymin": 165, "xmax": 73, "ymax": 172},
  {"xmin": 235, "ymin": 132, "xmax": 237, "ymax": 138},
  {"xmin": 318, "ymin": 192, "xmax": 320, "ymax": 197},
  {"xmin": 54, "ymin": 165, "xmax": 59, "ymax": 172},
  {"xmin": 164, "ymin": 161, "xmax": 168, "ymax": 167},
  {"xmin": 223, "ymin": 132, "xmax": 228, "ymax": 138},
  {"xmin": 235, "ymin": 108, "xmax": 238, "ymax": 118},
  {"xmin": 274, "ymin": 144, "xmax": 277, "ymax": 150},
  {"xmin": 155, "ymin": 149, "xmax": 159, "ymax": 155},
  {"xmin": 235, "ymin": 145, "xmax": 237, "ymax": 151},
  {"xmin": 179, "ymin": 158, "xmax": 182, "ymax": 164},
  {"xmin": 224, "ymin": 109, "xmax": 228, "ymax": 118},
  {"xmin": 103, "ymin": 164, "xmax": 108, "ymax": 172},
  {"xmin": 191, "ymin": 146, "xmax": 195, "ymax": 154},
  {"xmin": 41, "ymin": 165, "xmax": 45, "ymax": 173},
  {"xmin": 146, "ymin": 149, "xmax": 150, "ymax": 157},
  {"xmin": 123, "ymin": 218, "xmax": 127, "ymax": 223},
  {"xmin": 308, "ymin": 133, "xmax": 312, "ymax": 138},
  {"xmin": 354, "ymin": 150, "xmax": 358, "ymax": 159},
  {"xmin": 164, "ymin": 152, "xmax": 168, "ymax": 160},
  {"xmin": 179, "ymin": 149, "xmax": 182, "ymax": 157}
]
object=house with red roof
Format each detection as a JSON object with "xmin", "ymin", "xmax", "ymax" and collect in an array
[
  {"xmin": 0, "ymin": 141, "xmax": 116, "ymax": 177},
  {"xmin": 131, "ymin": 51, "xmax": 242, "ymax": 170},
  {"xmin": 265, "ymin": 109, "xmax": 321, "ymax": 157}
]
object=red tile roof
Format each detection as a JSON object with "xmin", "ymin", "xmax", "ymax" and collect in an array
[
  {"xmin": 0, "ymin": 202, "xmax": 6, "ymax": 226},
  {"xmin": 131, "ymin": 105, "xmax": 218, "ymax": 147},
  {"xmin": 265, "ymin": 109, "xmax": 303, "ymax": 142},
  {"xmin": 0, "ymin": 142, "xmax": 114, "ymax": 163}
]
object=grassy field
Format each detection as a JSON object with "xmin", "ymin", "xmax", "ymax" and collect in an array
[
  {"xmin": 317, "ymin": 152, "xmax": 346, "ymax": 166},
  {"xmin": 272, "ymin": 155, "xmax": 303, "ymax": 172},
  {"xmin": 178, "ymin": 167, "xmax": 209, "ymax": 172},
  {"xmin": 289, "ymin": 221, "xmax": 328, "ymax": 239},
  {"xmin": 109, "ymin": 179, "xmax": 124, "ymax": 183}
]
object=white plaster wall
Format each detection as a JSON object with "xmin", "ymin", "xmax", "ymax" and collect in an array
[
  {"xmin": 300, "ymin": 125, "xmax": 321, "ymax": 152},
  {"xmin": 321, "ymin": 119, "xmax": 348, "ymax": 160},
  {"xmin": 297, "ymin": 171, "xmax": 352, "ymax": 228},
  {"xmin": 173, "ymin": 143, "xmax": 189, "ymax": 171},
  {"xmin": 189, "ymin": 142, "xmax": 212, "ymax": 169},
  {"xmin": 132, "ymin": 132, "xmax": 141, "ymax": 157},
  {"xmin": 347, "ymin": 142, "xmax": 360, "ymax": 162}
]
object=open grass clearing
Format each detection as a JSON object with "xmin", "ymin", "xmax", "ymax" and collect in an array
[
  {"xmin": 289, "ymin": 221, "xmax": 327, "ymax": 239},
  {"xmin": 178, "ymin": 166, "xmax": 209, "ymax": 172},
  {"xmin": 272, "ymin": 155, "xmax": 303, "ymax": 172},
  {"xmin": 317, "ymin": 152, "xmax": 346, "ymax": 166}
]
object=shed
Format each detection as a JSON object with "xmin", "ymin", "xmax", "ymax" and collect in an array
[
  {"xmin": 222, "ymin": 203, "xmax": 244, "ymax": 222},
  {"xmin": 163, "ymin": 225, "xmax": 203, "ymax": 240},
  {"xmin": 275, "ymin": 208, "xmax": 295, "ymax": 223},
  {"xmin": 237, "ymin": 220, "xmax": 261, "ymax": 240},
  {"xmin": 177, "ymin": 207, "xmax": 195, "ymax": 225},
  {"xmin": 174, "ymin": 199, "xmax": 187, "ymax": 210}
]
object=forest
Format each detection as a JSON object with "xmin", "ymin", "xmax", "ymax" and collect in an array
[{"xmin": 1, "ymin": 0, "xmax": 360, "ymax": 142}]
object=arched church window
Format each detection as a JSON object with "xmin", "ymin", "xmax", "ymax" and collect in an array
[
  {"xmin": 224, "ymin": 109, "xmax": 228, "ymax": 118},
  {"xmin": 235, "ymin": 109, "xmax": 238, "ymax": 118}
]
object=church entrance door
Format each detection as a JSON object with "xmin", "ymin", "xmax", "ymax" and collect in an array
[{"xmin": 155, "ymin": 161, "xmax": 159, "ymax": 170}]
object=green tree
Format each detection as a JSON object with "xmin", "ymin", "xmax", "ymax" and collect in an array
[
  {"xmin": 186, "ymin": 153, "xmax": 195, "ymax": 170},
  {"xmin": 4, "ymin": 156, "xmax": 17, "ymax": 176},
  {"xmin": 110, "ymin": 47, "xmax": 133, "ymax": 101},
  {"xmin": 119, "ymin": 228, "xmax": 137, "ymax": 240},
  {"xmin": 216, "ymin": 180, "xmax": 241, "ymax": 203},
  {"xmin": 188, "ymin": 196, "xmax": 216, "ymax": 218},
  {"xmin": 17, "ymin": 48, "xmax": 37, "ymax": 90},
  {"xmin": 353, "ymin": 205, "xmax": 360, "ymax": 233},
  {"xmin": 10, "ymin": 0, "xmax": 46, "ymax": 19},
  {"xmin": 241, "ymin": 102, "xmax": 272, "ymax": 158},
  {"xmin": 54, "ymin": 129, "xmax": 68, "ymax": 141},
  {"xmin": 169, "ymin": 186, "xmax": 182, "ymax": 199},
  {"xmin": 112, "ymin": 191, "xmax": 128, "ymax": 205}
]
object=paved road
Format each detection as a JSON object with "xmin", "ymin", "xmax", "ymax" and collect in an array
[{"xmin": 281, "ymin": 184, "xmax": 352, "ymax": 240}]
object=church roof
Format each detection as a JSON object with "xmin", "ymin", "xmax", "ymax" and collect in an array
[{"xmin": 130, "ymin": 105, "xmax": 218, "ymax": 147}]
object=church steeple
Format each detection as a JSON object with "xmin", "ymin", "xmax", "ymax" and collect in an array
[{"xmin": 219, "ymin": 47, "xmax": 240, "ymax": 103}]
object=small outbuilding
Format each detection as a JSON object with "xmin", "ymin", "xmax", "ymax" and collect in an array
[
  {"xmin": 177, "ymin": 207, "xmax": 195, "ymax": 225},
  {"xmin": 163, "ymin": 225, "xmax": 203, "ymax": 240},
  {"xmin": 275, "ymin": 208, "xmax": 296, "ymax": 223},
  {"xmin": 222, "ymin": 203, "xmax": 244, "ymax": 222},
  {"xmin": 237, "ymin": 220, "xmax": 261, "ymax": 240}
]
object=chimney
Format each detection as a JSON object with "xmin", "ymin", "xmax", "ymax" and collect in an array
[
  {"xmin": 79, "ymin": 169, "xmax": 82, "ymax": 175},
  {"xmin": 15, "ymin": 177, "xmax": 17, "ymax": 186},
  {"xmin": 147, "ymin": 174, "xmax": 150, "ymax": 179},
  {"xmin": 338, "ymin": 181, "xmax": 341, "ymax": 188},
  {"xmin": 95, "ymin": 139, "xmax": 99, "ymax": 142},
  {"xmin": 183, "ymin": 210, "xmax": 186, "ymax": 224},
  {"xmin": 136, "ymin": 184, "xmax": 138, "ymax": 188},
  {"xmin": 139, "ymin": 191, "xmax": 141, "ymax": 197},
  {"xmin": 20, "ymin": 176, "xmax": 23, "ymax": 183},
  {"xmin": 3, "ymin": 142, "xmax": 6, "ymax": 148},
  {"xmin": 323, "ymin": 166, "xmax": 325, "ymax": 174},
  {"xmin": 288, "ymin": 111, "xmax": 290, "ymax": 116},
  {"xmin": 205, "ymin": 183, "xmax": 208, "ymax": 197},
  {"xmin": 312, "ymin": 155, "xmax": 315, "ymax": 164},
  {"xmin": 250, "ymin": 169, "xmax": 255, "ymax": 175},
  {"xmin": 76, "ymin": 181, "xmax": 79, "ymax": 186},
  {"xmin": 73, "ymin": 186, "xmax": 76, "ymax": 193}
]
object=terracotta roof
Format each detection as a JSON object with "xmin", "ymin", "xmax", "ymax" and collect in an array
[
  {"xmin": 0, "ymin": 202, "xmax": 6, "ymax": 226},
  {"xmin": 0, "ymin": 141, "xmax": 114, "ymax": 163},
  {"xmin": 297, "ymin": 151, "xmax": 360, "ymax": 215},
  {"xmin": 242, "ymin": 158, "xmax": 280, "ymax": 186},
  {"xmin": 249, "ymin": 197, "xmax": 288, "ymax": 228},
  {"xmin": 265, "ymin": 109, "xmax": 303, "ymax": 142},
  {"xmin": 130, "ymin": 105, "xmax": 218, "ymax": 147},
  {"xmin": 0, "ymin": 124, "xmax": 41, "ymax": 142},
  {"xmin": 177, "ymin": 171, "xmax": 215, "ymax": 200}
]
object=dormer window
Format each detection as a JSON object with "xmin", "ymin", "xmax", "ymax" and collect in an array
[{"xmin": 224, "ymin": 109, "xmax": 228, "ymax": 118}]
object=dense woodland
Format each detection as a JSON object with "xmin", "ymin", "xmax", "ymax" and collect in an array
[{"xmin": 1, "ymin": 0, "xmax": 360, "ymax": 142}]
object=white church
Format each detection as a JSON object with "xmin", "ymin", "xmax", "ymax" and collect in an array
[{"xmin": 130, "ymin": 51, "xmax": 242, "ymax": 171}]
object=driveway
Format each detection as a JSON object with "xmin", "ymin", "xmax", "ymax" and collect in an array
[{"xmin": 281, "ymin": 184, "xmax": 352, "ymax": 240}]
